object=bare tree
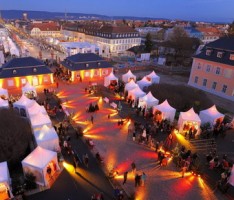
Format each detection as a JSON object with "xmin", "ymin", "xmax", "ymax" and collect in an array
[{"xmin": 0, "ymin": 109, "xmax": 32, "ymax": 164}]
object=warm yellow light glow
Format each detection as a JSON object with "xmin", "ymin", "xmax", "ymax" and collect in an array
[
  {"xmin": 90, "ymin": 69, "xmax": 94, "ymax": 78},
  {"xmin": 38, "ymin": 75, "xmax": 43, "ymax": 85},
  {"xmin": 80, "ymin": 70, "xmax": 84, "ymax": 80},
  {"xmin": 0, "ymin": 79, "xmax": 3, "ymax": 87},
  {"xmin": 99, "ymin": 69, "xmax": 102, "ymax": 77},
  {"xmin": 15, "ymin": 77, "xmax": 20, "ymax": 88},
  {"xmin": 50, "ymin": 74, "xmax": 54, "ymax": 84},
  {"xmin": 71, "ymin": 71, "xmax": 75, "ymax": 82},
  {"xmin": 84, "ymin": 134, "xmax": 102, "ymax": 139},
  {"xmin": 26, "ymin": 76, "xmax": 33, "ymax": 84}
]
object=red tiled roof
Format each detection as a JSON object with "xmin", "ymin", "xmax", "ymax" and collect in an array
[{"xmin": 29, "ymin": 23, "xmax": 60, "ymax": 31}]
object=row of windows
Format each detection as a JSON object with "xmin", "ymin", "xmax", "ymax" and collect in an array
[
  {"xmin": 194, "ymin": 77, "xmax": 228, "ymax": 93},
  {"xmin": 112, "ymin": 38, "xmax": 140, "ymax": 44},
  {"xmin": 197, "ymin": 63, "xmax": 222, "ymax": 75},
  {"xmin": 7, "ymin": 77, "xmax": 49, "ymax": 87}
]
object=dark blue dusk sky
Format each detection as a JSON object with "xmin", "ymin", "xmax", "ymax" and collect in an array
[{"xmin": 1, "ymin": 0, "xmax": 233, "ymax": 22}]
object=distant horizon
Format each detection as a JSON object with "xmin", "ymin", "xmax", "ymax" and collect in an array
[
  {"xmin": 1, "ymin": 9, "xmax": 233, "ymax": 24},
  {"xmin": 1, "ymin": 0, "xmax": 233, "ymax": 23}
]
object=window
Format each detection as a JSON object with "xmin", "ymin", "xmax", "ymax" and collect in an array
[
  {"xmin": 86, "ymin": 63, "xmax": 89, "ymax": 67},
  {"xmin": 217, "ymin": 52, "xmax": 223, "ymax": 58},
  {"xmin": 21, "ymin": 78, "xmax": 26, "ymax": 85},
  {"xmin": 44, "ymin": 76, "xmax": 49, "ymax": 82},
  {"xmin": 13, "ymin": 69, "xmax": 17, "ymax": 74},
  {"xmin": 33, "ymin": 68, "xmax": 37, "ymax": 72},
  {"xmin": 222, "ymin": 85, "xmax": 227, "ymax": 93},
  {"xmin": 197, "ymin": 63, "xmax": 201, "ymax": 69},
  {"xmin": 8, "ymin": 80, "xmax": 14, "ymax": 87},
  {"xmin": 203, "ymin": 79, "xmax": 207, "ymax": 87},
  {"xmin": 230, "ymin": 54, "xmax": 234, "ymax": 60},
  {"xmin": 194, "ymin": 76, "xmax": 198, "ymax": 84},
  {"xmin": 212, "ymin": 82, "xmax": 217, "ymax": 90},
  {"xmin": 85, "ymin": 71, "xmax": 90, "ymax": 77},
  {"xmin": 206, "ymin": 65, "xmax": 211, "ymax": 72},
  {"xmin": 206, "ymin": 49, "xmax": 212, "ymax": 56},
  {"xmin": 224, "ymin": 69, "xmax": 233, "ymax": 78},
  {"xmin": 216, "ymin": 67, "xmax": 221, "ymax": 75}
]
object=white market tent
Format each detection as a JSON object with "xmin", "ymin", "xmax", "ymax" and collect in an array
[
  {"xmin": 122, "ymin": 70, "xmax": 136, "ymax": 83},
  {"xmin": 0, "ymin": 87, "xmax": 8, "ymax": 99},
  {"xmin": 13, "ymin": 94, "xmax": 34, "ymax": 109},
  {"xmin": 146, "ymin": 71, "xmax": 160, "ymax": 84},
  {"xmin": 136, "ymin": 76, "xmax": 152, "ymax": 90},
  {"xmin": 138, "ymin": 91, "xmax": 159, "ymax": 109},
  {"xmin": 104, "ymin": 72, "xmax": 118, "ymax": 87},
  {"xmin": 0, "ymin": 161, "xmax": 12, "ymax": 200},
  {"xmin": 0, "ymin": 98, "xmax": 9, "ymax": 108},
  {"xmin": 27, "ymin": 101, "xmax": 47, "ymax": 118},
  {"xmin": 153, "ymin": 100, "xmax": 176, "ymax": 122},
  {"xmin": 178, "ymin": 108, "xmax": 201, "ymax": 133},
  {"xmin": 13, "ymin": 95, "xmax": 35, "ymax": 117},
  {"xmin": 30, "ymin": 112, "xmax": 52, "ymax": 130},
  {"xmin": 33, "ymin": 125, "xmax": 59, "ymax": 152},
  {"xmin": 124, "ymin": 79, "xmax": 138, "ymax": 92},
  {"xmin": 22, "ymin": 146, "xmax": 59, "ymax": 186},
  {"xmin": 199, "ymin": 105, "xmax": 224, "ymax": 125},
  {"xmin": 128, "ymin": 86, "xmax": 146, "ymax": 106},
  {"xmin": 22, "ymin": 82, "xmax": 37, "ymax": 97},
  {"xmin": 228, "ymin": 165, "xmax": 234, "ymax": 186}
]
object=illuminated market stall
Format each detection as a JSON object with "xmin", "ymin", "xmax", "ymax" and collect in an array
[
  {"xmin": 0, "ymin": 98, "xmax": 9, "ymax": 108},
  {"xmin": 136, "ymin": 76, "xmax": 152, "ymax": 90},
  {"xmin": 138, "ymin": 91, "xmax": 159, "ymax": 110},
  {"xmin": 146, "ymin": 71, "xmax": 160, "ymax": 84},
  {"xmin": 153, "ymin": 99, "xmax": 176, "ymax": 123},
  {"xmin": 22, "ymin": 82, "xmax": 37, "ymax": 99},
  {"xmin": 128, "ymin": 86, "xmax": 146, "ymax": 107},
  {"xmin": 178, "ymin": 108, "xmax": 201, "ymax": 135},
  {"xmin": 0, "ymin": 162, "xmax": 13, "ymax": 200},
  {"xmin": 22, "ymin": 146, "xmax": 60, "ymax": 187},
  {"xmin": 104, "ymin": 72, "xmax": 118, "ymax": 88},
  {"xmin": 122, "ymin": 70, "xmax": 136, "ymax": 83},
  {"xmin": 0, "ymin": 87, "xmax": 8, "ymax": 99}
]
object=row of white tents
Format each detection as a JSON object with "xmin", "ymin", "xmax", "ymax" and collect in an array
[
  {"xmin": 103, "ymin": 70, "xmax": 226, "ymax": 134},
  {"xmin": 2, "ymin": 94, "xmax": 60, "ymax": 187},
  {"xmin": 104, "ymin": 70, "xmax": 160, "ymax": 88}
]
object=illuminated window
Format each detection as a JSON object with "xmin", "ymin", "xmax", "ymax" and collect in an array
[
  {"xmin": 8, "ymin": 80, "xmax": 14, "ymax": 87},
  {"xmin": 33, "ymin": 68, "xmax": 37, "ymax": 72},
  {"xmin": 44, "ymin": 76, "xmax": 49, "ymax": 82},
  {"xmin": 217, "ymin": 52, "xmax": 223, "ymax": 58},
  {"xmin": 230, "ymin": 54, "xmax": 234, "ymax": 60},
  {"xmin": 86, "ymin": 63, "xmax": 89, "ymax": 67},
  {"xmin": 13, "ymin": 69, "xmax": 17, "ymax": 74},
  {"xmin": 21, "ymin": 78, "xmax": 26, "ymax": 85},
  {"xmin": 206, "ymin": 49, "xmax": 212, "ymax": 56}
]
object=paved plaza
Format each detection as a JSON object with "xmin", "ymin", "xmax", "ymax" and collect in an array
[{"xmin": 50, "ymin": 78, "xmax": 233, "ymax": 200}]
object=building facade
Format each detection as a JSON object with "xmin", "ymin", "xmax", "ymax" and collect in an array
[
  {"xmin": 27, "ymin": 22, "xmax": 61, "ymax": 38},
  {"xmin": 62, "ymin": 23, "xmax": 141, "ymax": 57},
  {"xmin": 61, "ymin": 53, "xmax": 113, "ymax": 82},
  {"xmin": 188, "ymin": 37, "xmax": 234, "ymax": 101},
  {"xmin": 0, "ymin": 57, "xmax": 53, "ymax": 89}
]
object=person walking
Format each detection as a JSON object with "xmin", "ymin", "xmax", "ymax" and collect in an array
[
  {"xmin": 122, "ymin": 171, "xmax": 128, "ymax": 185},
  {"xmin": 83, "ymin": 153, "xmax": 89, "ymax": 168},
  {"xmin": 141, "ymin": 172, "xmax": 146, "ymax": 186},
  {"xmin": 131, "ymin": 162, "xmax": 136, "ymax": 175},
  {"xmin": 91, "ymin": 115, "xmax": 94, "ymax": 124}
]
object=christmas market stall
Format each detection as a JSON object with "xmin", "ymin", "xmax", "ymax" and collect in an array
[
  {"xmin": 153, "ymin": 99, "xmax": 176, "ymax": 123},
  {"xmin": 0, "ymin": 162, "xmax": 13, "ymax": 200},
  {"xmin": 122, "ymin": 70, "xmax": 136, "ymax": 83},
  {"xmin": 33, "ymin": 125, "xmax": 59, "ymax": 152},
  {"xmin": 199, "ymin": 105, "xmax": 224, "ymax": 126},
  {"xmin": 22, "ymin": 146, "xmax": 60, "ymax": 187},
  {"xmin": 178, "ymin": 108, "xmax": 201, "ymax": 136}
]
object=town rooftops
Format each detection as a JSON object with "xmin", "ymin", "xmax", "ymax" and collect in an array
[
  {"xmin": 28, "ymin": 22, "xmax": 60, "ymax": 31},
  {"xmin": 61, "ymin": 53, "xmax": 113, "ymax": 71},
  {"xmin": 0, "ymin": 57, "xmax": 52, "ymax": 78},
  {"xmin": 194, "ymin": 37, "xmax": 234, "ymax": 66}
]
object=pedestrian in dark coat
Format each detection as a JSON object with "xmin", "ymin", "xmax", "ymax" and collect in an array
[{"xmin": 123, "ymin": 171, "xmax": 128, "ymax": 185}]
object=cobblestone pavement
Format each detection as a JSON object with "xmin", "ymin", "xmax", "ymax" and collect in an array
[{"xmin": 56, "ymin": 80, "xmax": 231, "ymax": 200}]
